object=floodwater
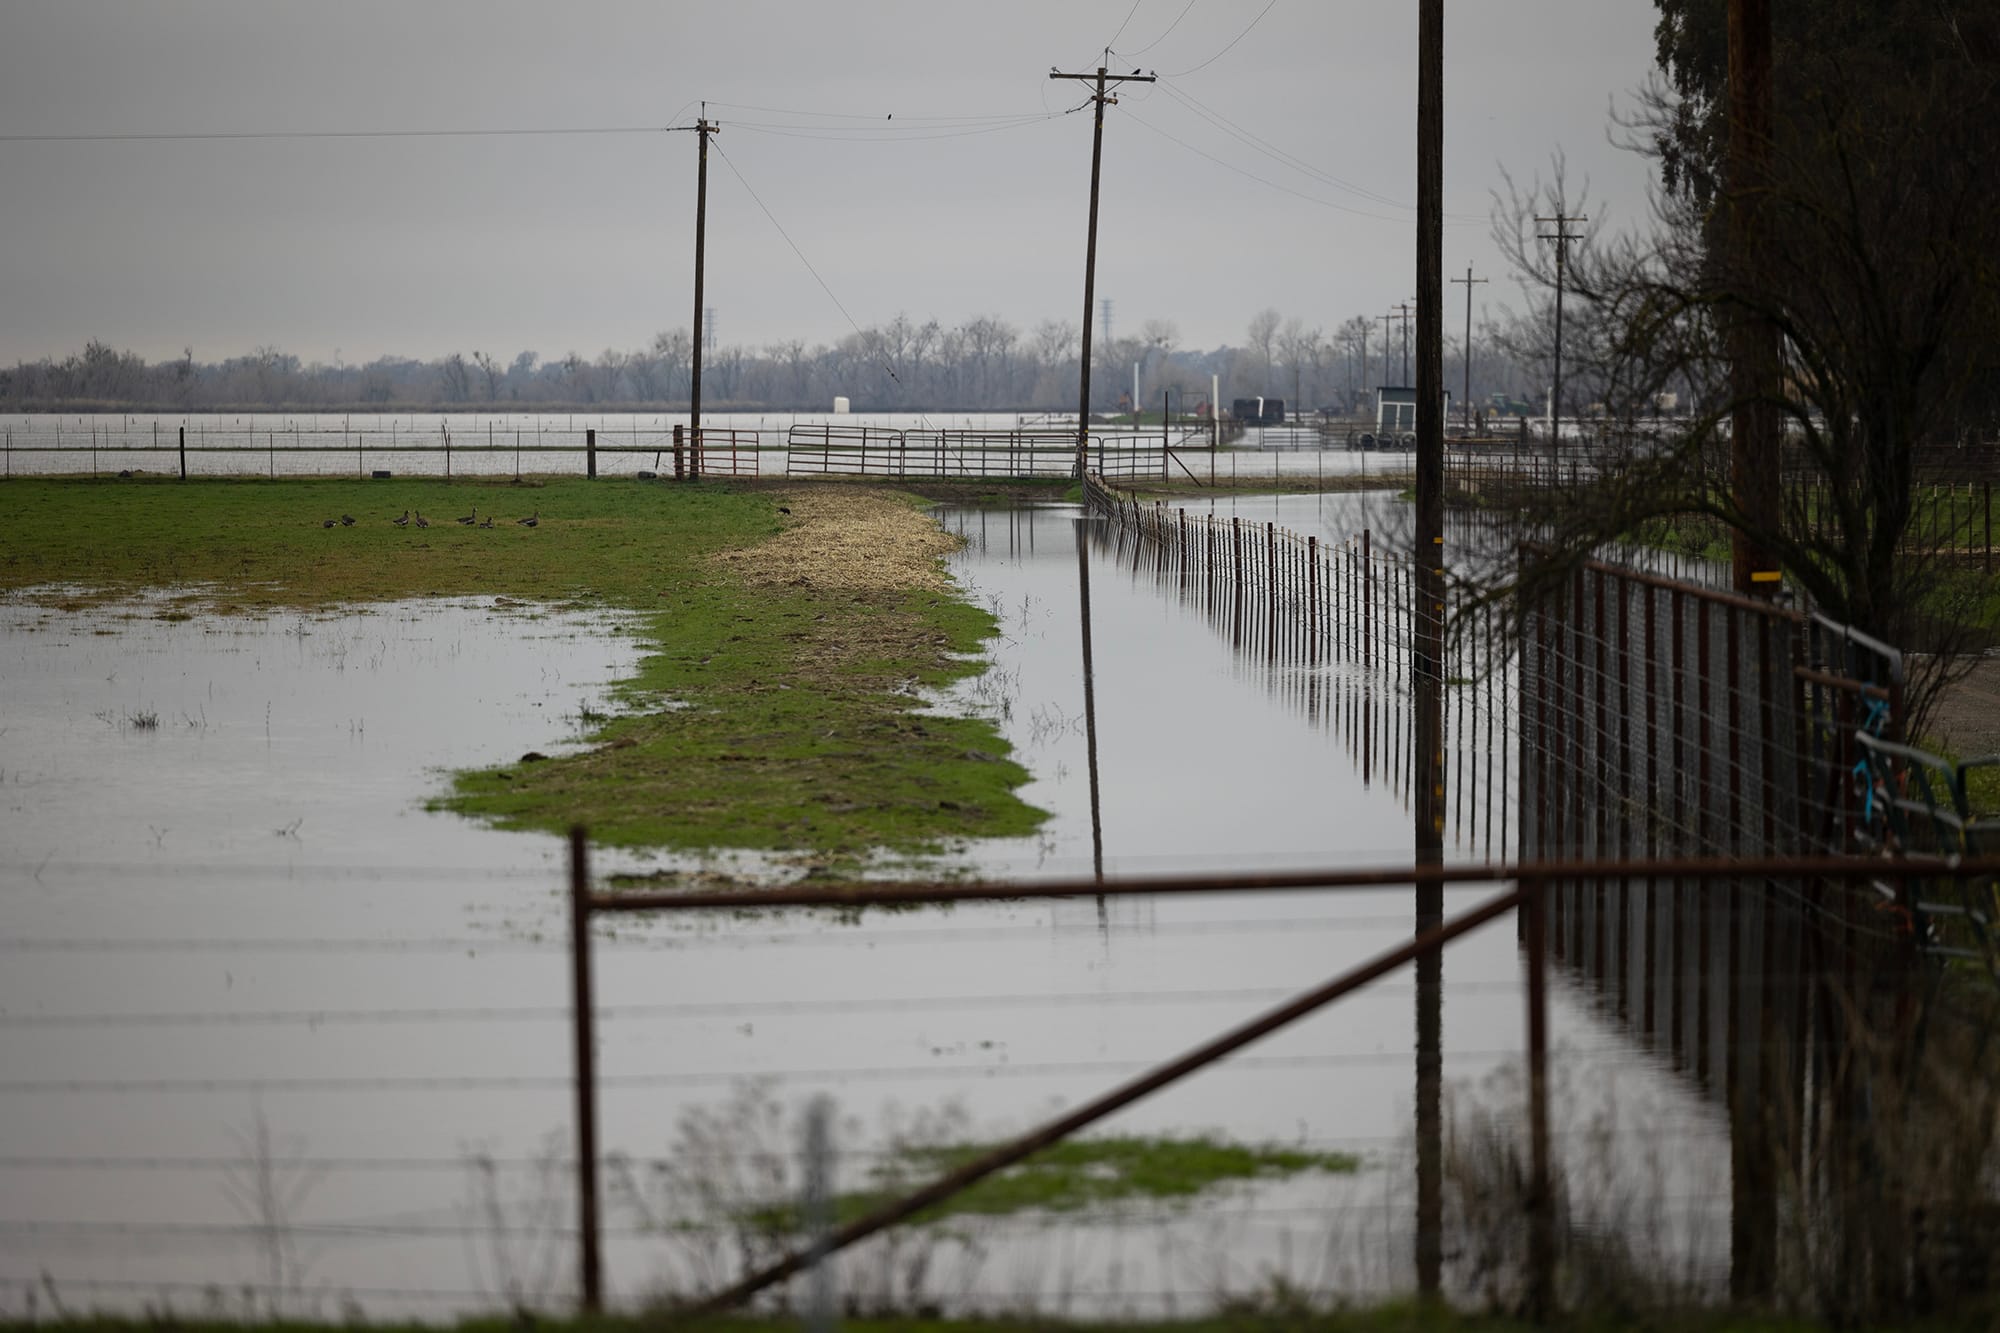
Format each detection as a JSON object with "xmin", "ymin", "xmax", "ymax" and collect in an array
[
  {"xmin": 0, "ymin": 502, "xmax": 1730, "ymax": 1320},
  {"xmin": 0, "ymin": 411, "xmax": 1417, "ymax": 481}
]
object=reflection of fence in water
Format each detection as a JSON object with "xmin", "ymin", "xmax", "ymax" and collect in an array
[{"xmin": 1082, "ymin": 475, "xmax": 1518, "ymax": 859}]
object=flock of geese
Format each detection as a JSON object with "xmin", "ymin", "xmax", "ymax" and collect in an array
[{"xmin": 320, "ymin": 507, "xmax": 539, "ymax": 530}]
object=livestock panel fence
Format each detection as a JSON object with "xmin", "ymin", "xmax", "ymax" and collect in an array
[{"xmin": 788, "ymin": 425, "xmax": 1168, "ymax": 481}]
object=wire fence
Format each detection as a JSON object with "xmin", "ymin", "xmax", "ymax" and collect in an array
[{"xmin": 0, "ymin": 421, "xmax": 763, "ymax": 480}]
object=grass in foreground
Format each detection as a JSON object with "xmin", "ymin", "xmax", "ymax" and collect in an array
[{"xmin": 0, "ymin": 475, "xmax": 1043, "ymax": 859}]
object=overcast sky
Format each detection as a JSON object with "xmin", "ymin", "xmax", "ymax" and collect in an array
[{"xmin": 0, "ymin": 1, "xmax": 1663, "ymax": 367}]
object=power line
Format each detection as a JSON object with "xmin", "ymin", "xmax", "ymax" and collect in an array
[
  {"xmin": 701, "ymin": 99, "xmax": 1058, "ymax": 124},
  {"xmin": 706, "ymin": 140, "xmax": 881, "ymax": 385},
  {"xmin": 0, "ymin": 125, "xmax": 670, "ymax": 144},
  {"xmin": 1166, "ymin": 0, "xmax": 1281, "ymax": 76},
  {"xmin": 1123, "ymin": 111, "xmax": 1474, "ymax": 226},
  {"xmin": 1103, "ymin": 0, "xmax": 1147, "ymax": 53},
  {"xmin": 725, "ymin": 114, "xmax": 1066, "ymax": 143},
  {"xmin": 1155, "ymin": 78, "xmax": 1485, "ymax": 221},
  {"xmin": 1116, "ymin": 0, "xmax": 1203, "ymax": 58}
]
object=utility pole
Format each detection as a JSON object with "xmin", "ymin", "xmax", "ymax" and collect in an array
[
  {"xmin": 1535, "ymin": 209, "xmax": 1586, "ymax": 473},
  {"xmin": 1412, "ymin": 0, "xmax": 1446, "ymax": 1301},
  {"xmin": 1358, "ymin": 321, "xmax": 1369, "ymax": 409},
  {"xmin": 1400, "ymin": 301, "xmax": 1414, "ymax": 385},
  {"xmin": 1450, "ymin": 266, "xmax": 1487, "ymax": 433},
  {"xmin": 670, "ymin": 112, "xmax": 719, "ymax": 479},
  {"xmin": 1380, "ymin": 310, "xmax": 1397, "ymax": 380},
  {"xmin": 1728, "ymin": 0, "xmax": 1782, "ymax": 599},
  {"xmin": 1052, "ymin": 64, "xmax": 1156, "ymax": 477}
]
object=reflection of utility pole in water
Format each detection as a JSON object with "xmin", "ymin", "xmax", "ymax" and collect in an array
[
  {"xmin": 1413, "ymin": 0, "xmax": 1447, "ymax": 1297},
  {"xmin": 1074, "ymin": 517, "xmax": 1106, "ymax": 886}
]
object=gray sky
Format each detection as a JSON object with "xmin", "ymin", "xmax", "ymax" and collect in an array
[{"xmin": 0, "ymin": 1, "xmax": 1662, "ymax": 367}]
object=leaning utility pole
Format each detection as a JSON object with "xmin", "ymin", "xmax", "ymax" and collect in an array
[
  {"xmin": 666, "ymin": 113, "xmax": 718, "ymax": 478},
  {"xmin": 1535, "ymin": 209, "xmax": 1586, "ymax": 473},
  {"xmin": 1450, "ymin": 266, "xmax": 1487, "ymax": 433},
  {"xmin": 1051, "ymin": 64, "xmax": 1155, "ymax": 477},
  {"xmin": 1728, "ymin": 0, "xmax": 1782, "ymax": 598}
]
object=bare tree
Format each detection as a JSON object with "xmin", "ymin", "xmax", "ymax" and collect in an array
[
  {"xmin": 1246, "ymin": 308, "xmax": 1282, "ymax": 392},
  {"xmin": 1487, "ymin": 69, "xmax": 2000, "ymax": 736}
]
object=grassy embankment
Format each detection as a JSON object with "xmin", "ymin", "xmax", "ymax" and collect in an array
[{"xmin": 0, "ymin": 476, "xmax": 1043, "ymax": 861}]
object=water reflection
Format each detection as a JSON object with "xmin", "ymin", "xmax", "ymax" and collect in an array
[{"xmin": 946, "ymin": 498, "xmax": 1518, "ymax": 869}]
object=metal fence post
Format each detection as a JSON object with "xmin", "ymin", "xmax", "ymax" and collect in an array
[
  {"xmin": 178, "ymin": 425, "xmax": 186, "ymax": 480},
  {"xmin": 568, "ymin": 826, "xmax": 603, "ymax": 1312},
  {"xmin": 674, "ymin": 424, "xmax": 686, "ymax": 481},
  {"xmin": 586, "ymin": 428, "xmax": 597, "ymax": 480},
  {"xmin": 1524, "ymin": 873, "xmax": 1555, "ymax": 1320}
]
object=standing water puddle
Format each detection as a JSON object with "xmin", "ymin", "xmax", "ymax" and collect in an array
[{"xmin": 0, "ymin": 511, "xmax": 1731, "ymax": 1318}]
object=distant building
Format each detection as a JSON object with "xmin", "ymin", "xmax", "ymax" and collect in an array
[
  {"xmin": 1372, "ymin": 386, "xmax": 1450, "ymax": 444},
  {"xmin": 1230, "ymin": 396, "xmax": 1285, "ymax": 425}
]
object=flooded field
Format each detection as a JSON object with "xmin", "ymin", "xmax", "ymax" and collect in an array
[
  {"xmin": 0, "ymin": 499, "xmax": 1729, "ymax": 1319},
  {"xmin": 0, "ymin": 411, "xmax": 1412, "ymax": 481}
]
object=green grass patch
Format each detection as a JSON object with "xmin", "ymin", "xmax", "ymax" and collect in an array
[
  {"xmin": 0, "ymin": 476, "xmax": 1045, "ymax": 859},
  {"xmin": 753, "ymin": 1134, "xmax": 1361, "ymax": 1233}
]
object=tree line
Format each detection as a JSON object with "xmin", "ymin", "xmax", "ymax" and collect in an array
[{"xmin": 2, "ymin": 308, "xmax": 1549, "ymax": 416}]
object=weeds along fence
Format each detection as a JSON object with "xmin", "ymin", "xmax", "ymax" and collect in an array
[
  {"xmin": 0, "ymin": 421, "xmax": 762, "ymax": 480},
  {"xmin": 784, "ymin": 424, "xmax": 1181, "ymax": 482},
  {"xmin": 570, "ymin": 849, "xmax": 2000, "ymax": 1321},
  {"xmin": 10, "ymin": 839, "xmax": 2000, "ymax": 1322}
]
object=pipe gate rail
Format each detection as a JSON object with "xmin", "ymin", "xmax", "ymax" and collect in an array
[
  {"xmin": 787, "ymin": 424, "xmax": 1170, "ymax": 481},
  {"xmin": 562, "ymin": 839, "xmax": 2000, "ymax": 1319}
]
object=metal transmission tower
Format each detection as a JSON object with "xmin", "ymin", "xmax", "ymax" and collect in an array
[
  {"xmin": 1535, "ymin": 209, "xmax": 1586, "ymax": 472},
  {"xmin": 1051, "ymin": 64, "xmax": 1154, "ymax": 475},
  {"xmin": 1450, "ymin": 266, "xmax": 1487, "ymax": 432}
]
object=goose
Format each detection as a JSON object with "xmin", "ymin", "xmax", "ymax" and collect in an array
[
  {"xmin": 456, "ymin": 506, "xmax": 476, "ymax": 526},
  {"xmin": 322, "ymin": 518, "xmax": 336, "ymax": 528},
  {"xmin": 517, "ymin": 511, "xmax": 538, "ymax": 528},
  {"xmin": 340, "ymin": 514, "xmax": 356, "ymax": 527},
  {"xmin": 414, "ymin": 512, "xmax": 430, "ymax": 529},
  {"xmin": 480, "ymin": 515, "xmax": 495, "ymax": 529},
  {"xmin": 391, "ymin": 510, "xmax": 410, "ymax": 527}
]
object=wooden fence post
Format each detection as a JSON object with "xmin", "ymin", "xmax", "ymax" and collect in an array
[
  {"xmin": 568, "ymin": 827, "xmax": 603, "ymax": 1311},
  {"xmin": 586, "ymin": 428, "xmax": 597, "ymax": 479}
]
